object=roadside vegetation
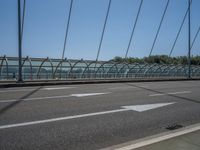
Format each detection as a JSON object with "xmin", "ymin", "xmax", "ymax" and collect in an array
[{"xmin": 111, "ymin": 55, "xmax": 200, "ymax": 65}]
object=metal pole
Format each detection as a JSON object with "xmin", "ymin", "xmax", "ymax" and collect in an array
[
  {"xmin": 18, "ymin": 0, "xmax": 23, "ymax": 82},
  {"xmin": 188, "ymin": 0, "xmax": 191, "ymax": 78}
]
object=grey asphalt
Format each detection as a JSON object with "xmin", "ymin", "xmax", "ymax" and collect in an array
[{"xmin": 0, "ymin": 81, "xmax": 200, "ymax": 150}]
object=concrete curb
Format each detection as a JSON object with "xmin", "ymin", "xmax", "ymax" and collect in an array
[{"xmin": 0, "ymin": 78, "xmax": 200, "ymax": 88}]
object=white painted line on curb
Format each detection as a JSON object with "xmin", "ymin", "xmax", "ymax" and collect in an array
[
  {"xmin": 0, "ymin": 102, "xmax": 175, "ymax": 130},
  {"xmin": 113, "ymin": 124, "xmax": 200, "ymax": 150},
  {"xmin": 0, "ymin": 92, "xmax": 110, "ymax": 103},
  {"xmin": 149, "ymin": 91, "xmax": 192, "ymax": 97}
]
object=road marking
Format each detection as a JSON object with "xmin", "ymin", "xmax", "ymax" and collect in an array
[
  {"xmin": 0, "ymin": 86, "xmax": 76, "ymax": 93},
  {"xmin": 109, "ymin": 87, "xmax": 135, "ymax": 90},
  {"xmin": 0, "ymin": 89, "xmax": 34, "ymax": 93},
  {"xmin": 108, "ymin": 123, "xmax": 200, "ymax": 150},
  {"xmin": 168, "ymin": 91, "xmax": 192, "ymax": 95},
  {"xmin": 0, "ymin": 92, "xmax": 110, "ymax": 103},
  {"xmin": 149, "ymin": 93, "xmax": 165, "ymax": 97},
  {"xmin": 0, "ymin": 109, "xmax": 127, "ymax": 130},
  {"xmin": 0, "ymin": 95, "xmax": 71, "ymax": 103},
  {"xmin": 149, "ymin": 91, "xmax": 191, "ymax": 97},
  {"xmin": 122, "ymin": 102, "xmax": 175, "ymax": 112},
  {"xmin": 0, "ymin": 102, "xmax": 175, "ymax": 130},
  {"xmin": 71, "ymin": 93, "xmax": 110, "ymax": 97},
  {"xmin": 44, "ymin": 87, "xmax": 75, "ymax": 90}
]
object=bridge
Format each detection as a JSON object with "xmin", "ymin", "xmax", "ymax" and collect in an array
[
  {"xmin": 1, "ymin": 1, "xmax": 200, "ymax": 150},
  {"xmin": 0, "ymin": 0, "xmax": 200, "ymax": 81}
]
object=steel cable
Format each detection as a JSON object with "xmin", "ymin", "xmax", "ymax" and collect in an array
[
  {"xmin": 169, "ymin": 0, "xmax": 192, "ymax": 57},
  {"xmin": 149, "ymin": 0, "xmax": 170, "ymax": 56},
  {"xmin": 125, "ymin": 0, "xmax": 143, "ymax": 59},
  {"xmin": 61, "ymin": 0, "xmax": 74, "ymax": 60},
  {"xmin": 190, "ymin": 26, "xmax": 200, "ymax": 50},
  {"xmin": 95, "ymin": 0, "xmax": 112, "ymax": 62},
  {"xmin": 21, "ymin": 0, "xmax": 26, "ymax": 42}
]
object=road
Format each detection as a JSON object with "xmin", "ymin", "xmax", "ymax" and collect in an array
[{"xmin": 0, "ymin": 80, "xmax": 200, "ymax": 150}]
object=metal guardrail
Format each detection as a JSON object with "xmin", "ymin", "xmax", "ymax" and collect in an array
[{"xmin": 0, "ymin": 56, "xmax": 200, "ymax": 81}]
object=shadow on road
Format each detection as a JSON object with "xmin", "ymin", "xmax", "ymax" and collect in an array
[
  {"xmin": 0, "ymin": 86, "xmax": 43, "ymax": 116},
  {"xmin": 125, "ymin": 83, "xmax": 200, "ymax": 104}
]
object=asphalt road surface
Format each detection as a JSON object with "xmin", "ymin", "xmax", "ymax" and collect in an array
[{"xmin": 0, "ymin": 81, "xmax": 200, "ymax": 150}]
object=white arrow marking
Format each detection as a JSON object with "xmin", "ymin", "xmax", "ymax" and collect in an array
[
  {"xmin": 0, "ymin": 93, "xmax": 110, "ymax": 103},
  {"xmin": 122, "ymin": 102, "xmax": 175, "ymax": 112},
  {"xmin": 0, "ymin": 102, "xmax": 175, "ymax": 129},
  {"xmin": 70, "ymin": 93, "xmax": 110, "ymax": 97}
]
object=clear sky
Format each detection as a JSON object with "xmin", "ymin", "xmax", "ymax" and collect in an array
[{"xmin": 0, "ymin": 0, "xmax": 200, "ymax": 61}]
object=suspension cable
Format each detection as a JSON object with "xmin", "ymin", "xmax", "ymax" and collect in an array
[
  {"xmin": 169, "ymin": 0, "xmax": 192, "ymax": 57},
  {"xmin": 149, "ymin": 0, "xmax": 170, "ymax": 56},
  {"xmin": 95, "ymin": 0, "xmax": 112, "ymax": 62},
  {"xmin": 124, "ymin": 0, "xmax": 143, "ymax": 59},
  {"xmin": 21, "ymin": 0, "xmax": 26, "ymax": 41},
  {"xmin": 190, "ymin": 26, "xmax": 200, "ymax": 50},
  {"xmin": 61, "ymin": 0, "xmax": 74, "ymax": 60}
]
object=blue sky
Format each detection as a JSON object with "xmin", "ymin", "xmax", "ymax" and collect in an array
[{"xmin": 0, "ymin": 0, "xmax": 200, "ymax": 61}]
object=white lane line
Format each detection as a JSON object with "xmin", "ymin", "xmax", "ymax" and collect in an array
[
  {"xmin": 0, "ymin": 102, "xmax": 175, "ymax": 130},
  {"xmin": 168, "ymin": 91, "xmax": 192, "ymax": 95},
  {"xmin": 71, "ymin": 93, "xmax": 110, "ymax": 97},
  {"xmin": 0, "ymin": 95, "xmax": 71, "ymax": 103},
  {"xmin": 0, "ymin": 89, "xmax": 34, "ymax": 93},
  {"xmin": 0, "ymin": 92, "xmax": 110, "ymax": 103},
  {"xmin": 0, "ymin": 109, "xmax": 128, "ymax": 130},
  {"xmin": 112, "ymin": 124, "xmax": 200, "ymax": 150},
  {"xmin": 149, "ymin": 91, "xmax": 192, "ymax": 97},
  {"xmin": 149, "ymin": 93, "xmax": 165, "ymax": 97},
  {"xmin": 0, "ymin": 87, "xmax": 76, "ymax": 93},
  {"xmin": 109, "ymin": 87, "xmax": 135, "ymax": 90},
  {"xmin": 44, "ymin": 87, "xmax": 75, "ymax": 90}
]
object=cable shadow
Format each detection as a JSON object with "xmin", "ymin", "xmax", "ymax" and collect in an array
[
  {"xmin": 0, "ymin": 86, "xmax": 43, "ymax": 116},
  {"xmin": 125, "ymin": 83, "xmax": 200, "ymax": 104}
]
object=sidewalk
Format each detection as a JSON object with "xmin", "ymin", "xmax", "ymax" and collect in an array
[
  {"xmin": 102, "ymin": 123, "xmax": 200, "ymax": 150},
  {"xmin": 0, "ymin": 78, "xmax": 200, "ymax": 88},
  {"xmin": 136, "ymin": 130, "xmax": 200, "ymax": 150}
]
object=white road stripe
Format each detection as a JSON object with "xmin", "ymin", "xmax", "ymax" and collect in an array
[
  {"xmin": 71, "ymin": 93, "xmax": 110, "ymax": 97},
  {"xmin": 0, "ymin": 92, "xmax": 110, "ymax": 103},
  {"xmin": 149, "ymin": 91, "xmax": 191, "ymax": 97},
  {"xmin": 168, "ymin": 91, "xmax": 192, "ymax": 95},
  {"xmin": 0, "ymin": 102, "xmax": 175, "ymax": 130},
  {"xmin": 44, "ymin": 87, "xmax": 75, "ymax": 90},
  {"xmin": 113, "ymin": 124, "xmax": 200, "ymax": 150},
  {"xmin": 0, "ymin": 86, "xmax": 76, "ymax": 93},
  {"xmin": 0, "ymin": 109, "xmax": 128, "ymax": 130},
  {"xmin": 149, "ymin": 93, "xmax": 165, "ymax": 97},
  {"xmin": 109, "ymin": 87, "xmax": 135, "ymax": 90},
  {"xmin": 0, "ymin": 95, "xmax": 71, "ymax": 103},
  {"xmin": 0, "ymin": 89, "xmax": 34, "ymax": 93}
]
